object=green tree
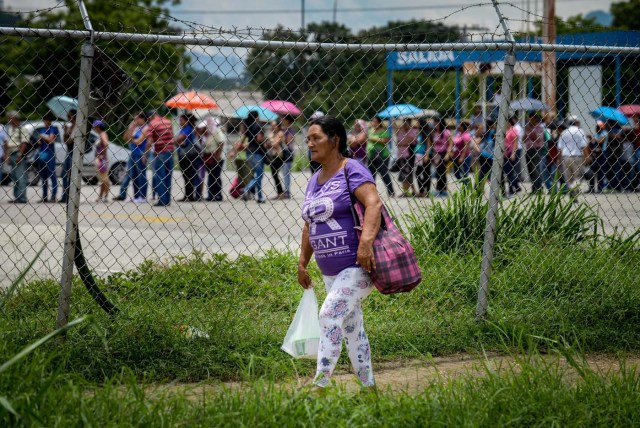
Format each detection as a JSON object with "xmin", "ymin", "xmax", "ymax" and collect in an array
[
  {"xmin": 1, "ymin": 0, "xmax": 188, "ymax": 137},
  {"xmin": 611, "ymin": 0, "xmax": 640, "ymax": 30}
]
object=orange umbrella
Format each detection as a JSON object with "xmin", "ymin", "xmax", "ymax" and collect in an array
[{"xmin": 165, "ymin": 91, "xmax": 218, "ymax": 109}]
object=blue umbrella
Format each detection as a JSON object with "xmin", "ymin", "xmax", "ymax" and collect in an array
[
  {"xmin": 590, "ymin": 106, "xmax": 629, "ymax": 125},
  {"xmin": 46, "ymin": 96, "xmax": 78, "ymax": 120},
  {"xmin": 234, "ymin": 105, "xmax": 279, "ymax": 122},
  {"xmin": 377, "ymin": 104, "xmax": 423, "ymax": 119}
]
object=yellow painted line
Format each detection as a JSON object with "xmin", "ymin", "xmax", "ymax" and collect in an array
[{"xmin": 96, "ymin": 213, "xmax": 186, "ymax": 223}]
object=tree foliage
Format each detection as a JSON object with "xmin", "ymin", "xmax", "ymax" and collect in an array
[
  {"xmin": 246, "ymin": 20, "xmax": 461, "ymax": 121},
  {"xmin": 611, "ymin": 0, "xmax": 640, "ymax": 30},
  {"xmin": 1, "ymin": 0, "xmax": 188, "ymax": 135}
]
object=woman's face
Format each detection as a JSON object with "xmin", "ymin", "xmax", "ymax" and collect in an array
[
  {"xmin": 135, "ymin": 116, "xmax": 146, "ymax": 126},
  {"xmin": 179, "ymin": 116, "xmax": 187, "ymax": 126},
  {"xmin": 372, "ymin": 117, "xmax": 381, "ymax": 127},
  {"xmin": 307, "ymin": 124, "xmax": 336, "ymax": 163}
]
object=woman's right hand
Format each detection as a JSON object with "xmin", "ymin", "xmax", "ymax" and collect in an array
[{"xmin": 297, "ymin": 264, "xmax": 312, "ymax": 289}]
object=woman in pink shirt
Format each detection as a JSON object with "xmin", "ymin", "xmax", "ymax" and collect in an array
[
  {"xmin": 452, "ymin": 121, "xmax": 472, "ymax": 185},
  {"xmin": 503, "ymin": 121, "xmax": 519, "ymax": 197},
  {"xmin": 394, "ymin": 119, "xmax": 418, "ymax": 196},
  {"xmin": 432, "ymin": 118, "xmax": 453, "ymax": 197}
]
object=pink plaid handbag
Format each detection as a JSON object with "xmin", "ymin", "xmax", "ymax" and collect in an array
[{"xmin": 344, "ymin": 168, "xmax": 422, "ymax": 294}]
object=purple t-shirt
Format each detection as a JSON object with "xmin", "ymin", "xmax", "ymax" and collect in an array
[{"xmin": 302, "ymin": 159, "xmax": 375, "ymax": 276}]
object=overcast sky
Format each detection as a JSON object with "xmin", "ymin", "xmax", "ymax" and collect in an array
[{"xmin": 4, "ymin": 0, "xmax": 614, "ymax": 34}]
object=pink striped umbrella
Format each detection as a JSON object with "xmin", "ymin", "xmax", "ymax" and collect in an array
[{"xmin": 260, "ymin": 100, "xmax": 302, "ymax": 116}]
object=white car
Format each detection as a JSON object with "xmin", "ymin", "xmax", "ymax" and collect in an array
[{"xmin": 2, "ymin": 121, "xmax": 130, "ymax": 185}]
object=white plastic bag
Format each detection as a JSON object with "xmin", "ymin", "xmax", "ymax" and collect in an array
[{"xmin": 281, "ymin": 289, "xmax": 320, "ymax": 359}]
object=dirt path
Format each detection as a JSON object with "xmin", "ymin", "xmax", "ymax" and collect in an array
[{"xmin": 145, "ymin": 353, "xmax": 640, "ymax": 399}]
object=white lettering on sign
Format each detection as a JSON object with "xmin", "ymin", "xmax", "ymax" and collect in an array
[{"xmin": 397, "ymin": 51, "xmax": 456, "ymax": 66}]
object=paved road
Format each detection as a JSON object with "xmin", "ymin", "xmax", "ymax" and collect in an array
[{"xmin": 1, "ymin": 170, "xmax": 638, "ymax": 287}]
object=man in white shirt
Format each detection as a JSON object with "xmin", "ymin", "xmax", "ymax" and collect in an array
[
  {"xmin": 3, "ymin": 111, "xmax": 29, "ymax": 203},
  {"xmin": 557, "ymin": 115, "xmax": 589, "ymax": 195}
]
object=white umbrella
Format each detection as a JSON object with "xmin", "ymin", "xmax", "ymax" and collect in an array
[{"xmin": 46, "ymin": 96, "xmax": 78, "ymax": 120}]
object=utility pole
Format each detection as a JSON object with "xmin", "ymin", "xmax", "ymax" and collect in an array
[
  {"xmin": 333, "ymin": 0, "xmax": 337, "ymax": 24},
  {"xmin": 542, "ymin": 0, "xmax": 556, "ymax": 113},
  {"xmin": 301, "ymin": 0, "xmax": 305, "ymax": 32}
]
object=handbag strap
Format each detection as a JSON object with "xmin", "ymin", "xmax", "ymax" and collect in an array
[
  {"xmin": 343, "ymin": 161, "xmax": 361, "ymax": 227},
  {"xmin": 343, "ymin": 159, "xmax": 386, "ymax": 230}
]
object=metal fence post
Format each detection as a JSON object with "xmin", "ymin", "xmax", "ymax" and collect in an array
[
  {"xmin": 56, "ymin": 41, "xmax": 94, "ymax": 329},
  {"xmin": 476, "ymin": 0, "xmax": 517, "ymax": 320},
  {"xmin": 56, "ymin": 1, "xmax": 95, "ymax": 329}
]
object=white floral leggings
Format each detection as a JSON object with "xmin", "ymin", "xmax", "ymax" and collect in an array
[{"xmin": 313, "ymin": 267, "xmax": 375, "ymax": 387}]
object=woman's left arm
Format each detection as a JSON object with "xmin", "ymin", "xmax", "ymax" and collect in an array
[{"xmin": 354, "ymin": 182, "xmax": 383, "ymax": 273}]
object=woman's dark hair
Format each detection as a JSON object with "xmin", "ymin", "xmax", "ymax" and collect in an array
[
  {"xmin": 136, "ymin": 111, "xmax": 148, "ymax": 121},
  {"xmin": 310, "ymin": 115, "xmax": 350, "ymax": 157},
  {"xmin": 43, "ymin": 111, "xmax": 55, "ymax": 121},
  {"xmin": 418, "ymin": 118, "xmax": 432, "ymax": 141},
  {"xmin": 372, "ymin": 115, "xmax": 383, "ymax": 124},
  {"xmin": 458, "ymin": 121, "xmax": 469, "ymax": 132},
  {"xmin": 179, "ymin": 113, "xmax": 196, "ymax": 126}
]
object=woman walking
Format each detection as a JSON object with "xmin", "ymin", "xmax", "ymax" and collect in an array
[
  {"xmin": 366, "ymin": 116, "xmax": 394, "ymax": 197},
  {"xmin": 176, "ymin": 114, "xmax": 202, "ymax": 202},
  {"xmin": 93, "ymin": 120, "xmax": 110, "ymax": 203},
  {"xmin": 432, "ymin": 118, "xmax": 453, "ymax": 197},
  {"xmin": 298, "ymin": 115, "xmax": 383, "ymax": 389},
  {"xmin": 200, "ymin": 120, "xmax": 226, "ymax": 202}
]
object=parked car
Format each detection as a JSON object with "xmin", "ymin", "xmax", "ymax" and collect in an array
[{"xmin": 2, "ymin": 121, "xmax": 130, "ymax": 186}]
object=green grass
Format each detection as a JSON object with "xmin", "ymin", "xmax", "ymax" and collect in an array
[
  {"xmin": 2, "ymin": 344, "xmax": 640, "ymax": 427},
  {"xmin": 1, "ymin": 240, "xmax": 639, "ymax": 383}
]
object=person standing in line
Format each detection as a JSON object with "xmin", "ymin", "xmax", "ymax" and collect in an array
[
  {"xmin": 92, "ymin": 120, "xmax": 110, "ymax": 203},
  {"xmin": 0, "ymin": 122, "xmax": 5, "ymax": 186},
  {"xmin": 347, "ymin": 119, "xmax": 368, "ymax": 166},
  {"xmin": 394, "ymin": 118, "xmax": 418, "ymax": 196},
  {"xmin": 366, "ymin": 116, "xmax": 394, "ymax": 197},
  {"xmin": 115, "ymin": 112, "xmax": 148, "ymax": 203},
  {"xmin": 298, "ymin": 115, "xmax": 382, "ymax": 389},
  {"xmin": 523, "ymin": 113, "xmax": 547, "ymax": 194},
  {"xmin": 414, "ymin": 119, "xmax": 433, "ymax": 197},
  {"xmin": 503, "ymin": 119, "xmax": 520, "ymax": 197},
  {"xmin": 557, "ymin": 115, "xmax": 589, "ymax": 196},
  {"xmin": 451, "ymin": 121, "xmax": 472, "ymax": 186},
  {"xmin": 60, "ymin": 109, "xmax": 77, "ymax": 204},
  {"xmin": 37, "ymin": 112, "xmax": 60, "ymax": 203},
  {"xmin": 476, "ymin": 120, "xmax": 496, "ymax": 183},
  {"xmin": 200, "ymin": 120, "xmax": 226, "ymax": 202},
  {"xmin": 431, "ymin": 118, "xmax": 453, "ymax": 197},
  {"xmin": 280, "ymin": 115, "xmax": 296, "ymax": 199},
  {"xmin": 175, "ymin": 113, "xmax": 202, "ymax": 202},
  {"xmin": 241, "ymin": 111, "xmax": 267, "ymax": 203},
  {"xmin": 509, "ymin": 116, "xmax": 524, "ymax": 194},
  {"xmin": 586, "ymin": 122, "xmax": 607, "ymax": 193},
  {"xmin": 144, "ymin": 110, "xmax": 174, "ymax": 207},
  {"xmin": 3, "ymin": 111, "xmax": 28, "ymax": 203},
  {"xmin": 267, "ymin": 120, "xmax": 286, "ymax": 200}
]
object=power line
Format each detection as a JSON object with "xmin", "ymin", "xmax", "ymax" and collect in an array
[{"xmin": 169, "ymin": 0, "xmax": 606, "ymax": 15}]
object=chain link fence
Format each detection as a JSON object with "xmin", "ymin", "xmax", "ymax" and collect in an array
[{"xmin": 1, "ymin": 1, "xmax": 639, "ymax": 378}]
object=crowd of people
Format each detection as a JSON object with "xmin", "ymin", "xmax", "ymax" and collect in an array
[{"xmin": 2, "ymin": 105, "xmax": 640, "ymax": 205}]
